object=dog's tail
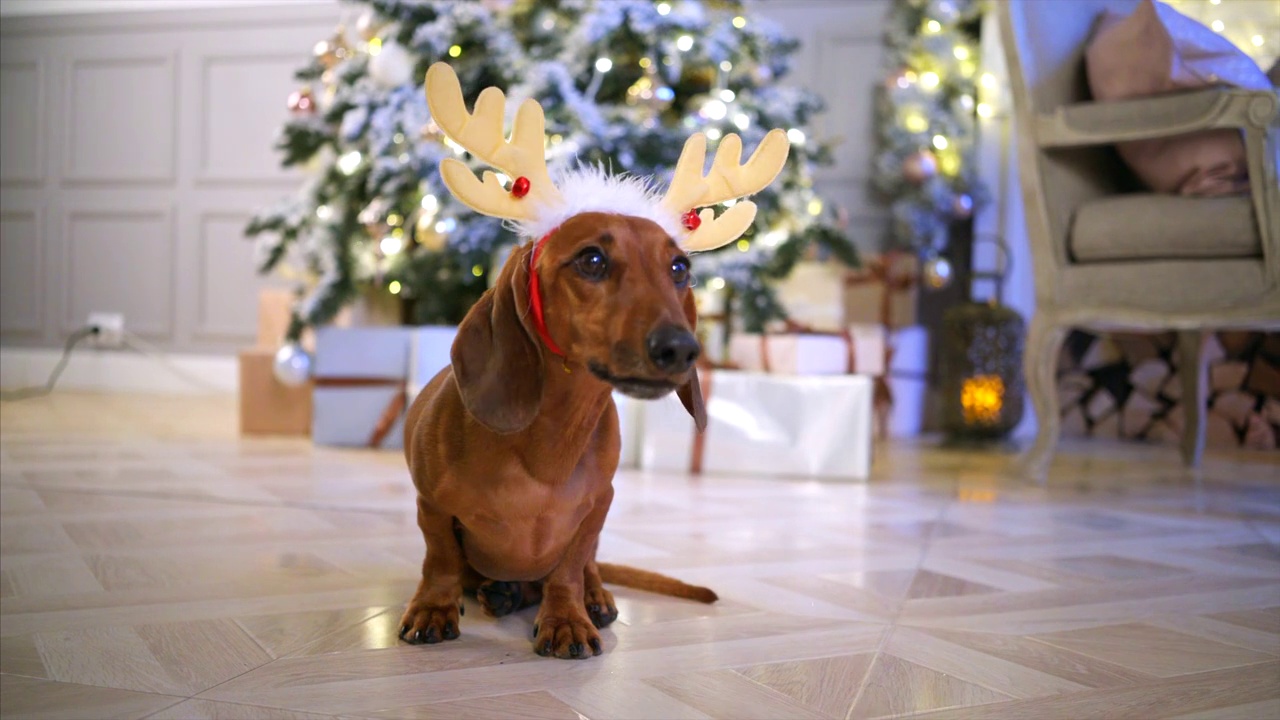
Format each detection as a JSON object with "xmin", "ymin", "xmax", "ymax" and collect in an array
[{"xmin": 597, "ymin": 562, "xmax": 718, "ymax": 604}]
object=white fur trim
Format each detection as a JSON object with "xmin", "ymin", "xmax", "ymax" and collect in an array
[{"xmin": 511, "ymin": 165, "xmax": 685, "ymax": 240}]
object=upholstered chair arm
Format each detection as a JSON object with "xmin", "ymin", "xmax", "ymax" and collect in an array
[
  {"xmin": 1034, "ymin": 88, "xmax": 1279, "ymax": 148},
  {"xmin": 1038, "ymin": 88, "xmax": 1280, "ymax": 287}
]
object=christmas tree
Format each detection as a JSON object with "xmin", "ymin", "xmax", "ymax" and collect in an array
[
  {"xmin": 246, "ymin": 0, "xmax": 858, "ymax": 342},
  {"xmin": 872, "ymin": 0, "xmax": 986, "ymax": 267}
]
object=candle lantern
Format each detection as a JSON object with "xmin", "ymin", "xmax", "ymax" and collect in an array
[{"xmin": 939, "ymin": 235, "xmax": 1026, "ymax": 442}]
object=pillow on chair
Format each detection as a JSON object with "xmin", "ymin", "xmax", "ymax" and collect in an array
[{"xmin": 1085, "ymin": 0, "xmax": 1271, "ymax": 197}]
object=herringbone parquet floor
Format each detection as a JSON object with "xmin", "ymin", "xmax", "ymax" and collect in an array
[{"xmin": 1, "ymin": 393, "xmax": 1277, "ymax": 719}]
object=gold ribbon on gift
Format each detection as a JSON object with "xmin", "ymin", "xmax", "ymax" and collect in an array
[
  {"xmin": 312, "ymin": 377, "xmax": 406, "ymax": 448},
  {"xmin": 843, "ymin": 250, "xmax": 916, "ymax": 438}
]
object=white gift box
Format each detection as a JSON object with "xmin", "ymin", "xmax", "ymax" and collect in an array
[
  {"xmin": 613, "ymin": 391, "xmax": 643, "ymax": 469},
  {"xmin": 407, "ymin": 325, "xmax": 458, "ymax": 398},
  {"xmin": 728, "ymin": 325, "xmax": 886, "ymax": 376},
  {"xmin": 312, "ymin": 326, "xmax": 411, "ymax": 450},
  {"xmin": 639, "ymin": 370, "xmax": 873, "ymax": 481}
]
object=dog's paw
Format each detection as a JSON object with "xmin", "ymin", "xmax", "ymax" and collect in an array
[
  {"xmin": 477, "ymin": 580, "xmax": 523, "ymax": 618},
  {"xmin": 531, "ymin": 608, "xmax": 602, "ymax": 660},
  {"xmin": 398, "ymin": 602, "xmax": 461, "ymax": 645},
  {"xmin": 584, "ymin": 586, "xmax": 619, "ymax": 629}
]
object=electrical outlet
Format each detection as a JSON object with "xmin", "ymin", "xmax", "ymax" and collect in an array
[{"xmin": 87, "ymin": 312, "xmax": 125, "ymax": 347}]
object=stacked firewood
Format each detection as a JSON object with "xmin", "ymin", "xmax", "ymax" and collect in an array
[{"xmin": 1056, "ymin": 331, "xmax": 1280, "ymax": 451}]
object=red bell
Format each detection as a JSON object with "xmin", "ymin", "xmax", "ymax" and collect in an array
[
  {"xmin": 682, "ymin": 208, "xmax": 702, "ymax": 230},
  {"xmin": 511, "ymin": 176, "xmax": 531, "ymax": 198}
]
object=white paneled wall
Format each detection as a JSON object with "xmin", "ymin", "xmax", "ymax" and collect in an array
[{"xmin": 0, "ymin": 0, "xmax": 889, "ymax": 355}]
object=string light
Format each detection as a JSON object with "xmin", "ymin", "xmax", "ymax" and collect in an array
[
  {"xmin": 595, "ymin": 57, "xmax": 613, "ymax": 72},
  {"xmin": 732, "ymin": 16, "xmax": 747, "ymax": 29},
  {"xmin": 316, "ymin": 204, "xmax": 333, "ymax": 220},
  {"xmin": 702, "ymin": 98, "xmax": 728, "ymax": 120},
  {"xmin": 387, "ymin": 213, "xmax": 402, "ymax": 226},
  {"xmin": 733, "ymin": 113, "xmax": 750, "ymax": 130},
  {"xmin": 719, "ymin": 89, "xmax": 736, "ymax": 102},
  {"xmin": 420, "ymin": 194, "xmax": 438, "ymax": 214},
  {"xmin": 657, "ymin": 2, "xmax": 671, "ymax": 15},
  {"xmin": 1252, "ymin": 35, "xmax": 1265, "ymax": 47},
  {"xmin": 448, "ymin": 44, "xmax": 462, "ymax": 57},
  {"xmin": 807, "ymin": 199, "xmax": 824, "ymax": 216},
  {"xmin": 706, "ymin": 127, "xmax": 723, "ymax": 140},
  {"xmin": 367, "ymin": 37, "xmax": 382, "ymax": 55},
  {"xmin": 338, "ymin": 151, "xmax": 362, "ymax": 175},
  {"xmin": 676, "ymin": 35, "xmax": 694, "ymax": 52},
  {"xmin": 471, "ymin": 265, "xmax": 484, "ymax": 277},
  {"xmin": 388, "ymin": 281, "xmax": 402, "ymax": 294},
  {"xmin": 709, "ymin": 277, "xmax": 726, "ymax": 290},
  {"xmin": 932, "ymin": 135, "xmax": 949, "ymax": 150},
  {"xmin": 380, "ymin": 235, "xmax": 403, "ymax": 255},
  {"xmin": 920, "ymin": 71, "xmax": 940, "ymax": 90},
  {"xmin": 953, "ymin": 46, "xmax": 970, "ymax": 61},
  {"xmin": 720, "ymin": 60, "xmax": 732, "ymax": 71},
  {"xmin": 903, "ymin": 111, "xmax": 929, "ymax": 133},
  {"xmin": 1211, "ymin": 19, "xmax": 1224, "ymax": 32},
  {"xmin": 980, "ymin": 72, "xmax": 997, "ymax": 89},
  {"xmin": 786, "ymin": 128, "xmax": 806, "ymax": 144},
  {"xmin": 761, "ymin": 228, "xmax": 786, "ymax": 247},
  {"xmin": 736, "ymin": 239, "xmax": 750, "ymax": 252},
  {"xmin": 924, "ymin": 19, "xmax": 942, "ymax": 34},
  {"xmin": 639, "ymin": 57, "xmax": 652, "ymax": 68},
  {"xmin": 977, "ymin": 103, "xmax": 995, "ymax": 118}
]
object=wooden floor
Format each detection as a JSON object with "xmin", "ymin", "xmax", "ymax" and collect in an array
[{"xmin": 2, "ymin": 393, "xmax": 1278, "ymax": 720}]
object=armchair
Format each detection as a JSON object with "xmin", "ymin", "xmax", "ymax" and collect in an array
[{"xmin": 998, "ymin": 0, "xmax": 1280, "ymax": 480}]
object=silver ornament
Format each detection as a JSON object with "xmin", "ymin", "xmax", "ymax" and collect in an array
[
  {"xmin": 273, "ymin": 343, "xmax": 313, "ymax": 387},
  {"xmin": 923, "ymin": 254, "xmax": 953, "ymax": 290}
]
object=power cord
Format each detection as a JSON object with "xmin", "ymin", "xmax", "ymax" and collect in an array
[{"xmin": 0, "ymin": 326, "xmax": 98, "ymax": 401}]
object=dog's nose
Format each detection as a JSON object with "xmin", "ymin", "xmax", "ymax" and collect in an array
[{"xmin": 646, "ymin": 325, "xmax": 700, "ymax": 374}]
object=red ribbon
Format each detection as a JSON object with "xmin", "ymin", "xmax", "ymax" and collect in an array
[{"xmin": 528, "ymin": 229, "xmax": 565, "ymax": 357}]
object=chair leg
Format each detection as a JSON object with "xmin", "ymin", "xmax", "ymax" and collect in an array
[
  {"xmin": 1019, "ymin": 312, "xmax": 1068, "ymax": 483},
  {"xmin": 1176, "ymin": 330, "xmax": 1208, "ymax": 469}
]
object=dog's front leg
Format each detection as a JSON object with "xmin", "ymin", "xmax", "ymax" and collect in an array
[
  {"xmin": 399, "ymin": 496, "xmax": 464, "ymax": 645},
  {"xmin": 532, "ymin": 488, "xmax": 614, "ymax": 659}
]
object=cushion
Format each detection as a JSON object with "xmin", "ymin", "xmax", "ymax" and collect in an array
[
  {"xmin": 1069, "ymin": 194, "xmax": 1260, "ymax": 263},
  {"xmin": 1085, "ymin": 0, "xmax": 1272, "ymax": 197}
]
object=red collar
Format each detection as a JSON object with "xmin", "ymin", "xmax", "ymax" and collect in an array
[{"xmin": 527, "ymin": 229, "xmax": 564, "ymax": 357}]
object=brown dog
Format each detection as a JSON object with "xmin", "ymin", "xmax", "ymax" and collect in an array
[
  {"xmin": 398, "ymin": 212, "xmax": 714, "ymax": 659},
  {"xmin": 398, "ymin": 62, "xmax": 789, "ymax": 659}
]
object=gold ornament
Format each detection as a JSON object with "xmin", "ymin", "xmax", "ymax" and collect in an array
[{"xmin": 314, "ymin": 28, "xmax": 350, "ymax": 69}]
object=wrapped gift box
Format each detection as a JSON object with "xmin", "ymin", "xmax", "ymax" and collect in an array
[
  {"xmin": 639, "ymin": 370, "xmax": 873, "ymax": 481},
  {"xmin": 613, "ymin": 391, "xmax": 643, "ymax": 469},
  {"xmin": 773, "ymin": 261, "xmax": 846, "ymax": 332},
  {"xmin": 728, "ymin": 324, "xmax": 886, "ymax": 376},
  {"xmin": 844, "ymin": 254, "xmax": 918, "ymax": 329},
  {"xmin": 312, "ymin": 327, "xmax": 411, "ymax": 450},
  {"xmin": 407, "ymin": 326, "xmax": 458, "ymax": 399},
  {"xmin": 238, "ymin": 348, "xmax": 312, "ymax": 436}
]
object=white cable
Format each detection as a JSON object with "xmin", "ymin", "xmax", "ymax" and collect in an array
[{"xmin": 121, "ymin": 330, "xmax": 232, "ymax": 393}]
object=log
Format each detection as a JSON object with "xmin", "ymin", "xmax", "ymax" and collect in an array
[
  {"xmin": 1062, "ymin": 405, "xmax": 1088, "ymax": 437},
  {"xmin": 1206, "ymin": 413, "xmax": 1239, "ymax": 448},
  {"xmin": 1217, "ymin": 330, "xmax": 1259, "ymax": 360},
  {"xmin": 1121, "ymin": 393, "xmax": 1161, "ymax": 439},
  {"xmin": 1085, "ymin": 390, "xmax": 1115, "ymax": 423},
  {"xmin": 1057, "ymin": 371, "xmax": 1092, "ymax": 407},
  {"xmin": 1244, "ymin": 358, "xmax": 1280, "ymax": 398},
  {"xmin": 1093, "ymin": 410, "xmax": 1120, "ymax": 438},
  {"xmin": 1243, "ymin": 413, "xmax": 1277, "ymax": 451},
  {"xmin": 1081, "ymin": 337, "xmax": 1124, "ymax": 371},
  {"xmin": 1265, "ymin": 397, "xmax": 1280, "ymax": 426},
  {"xmin": 1212, "ymin": 391, "xmax": 1257, "ymax": 429},
  {"xmin": 1162, "ymin": 370, "xmax": 1182, "ymax": 401},
  {"xmin": 1210, "ymin": 361, "xmax": 1249, "ymax": 392},
  {"xmin": 1113, "ymin": 332, "xmax": 1160, "ymax": 366},
  {"xmin": 1146, "ymin": 420, "xmax": 1181, "ymax": 446},
  {"xmin": 1131, "ymin": 358, "xmax": 1170, "ymax": 398}
]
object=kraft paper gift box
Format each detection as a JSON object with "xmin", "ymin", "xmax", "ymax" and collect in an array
[
  {"xmin": 238, "ymin": 348, "xmax": 312, "ymax": 436},
  {"xmin": 311, "ymin": 326, "xmax": 411, "ymax": 450},
  {"xmin": 773, "ymin": 261, "xmax": 846, "ymax": 332},
  {"xmin": 638, "ymin": 369, "xmax": 874, "ymax": 481},
  {"xmin": 728, "ymin": 324, "xmax": 886, "ymax": 376},
  {"xmin": 843, "ymin": 253, "xmax": 919, "ymax": 329}
]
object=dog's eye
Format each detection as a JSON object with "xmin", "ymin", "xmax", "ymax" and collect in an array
[
  {"xmin": 671, "ymin": 256, "xmax": 691, "ymax": 288},
  {"xmin": 573, "ymin": 247, "xmax": 609, "ymax": 281}
]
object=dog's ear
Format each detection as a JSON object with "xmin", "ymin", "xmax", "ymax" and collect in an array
[
  {"xmin": 450, "ymin": 243, "xmax": 544, "ymax": 434},
  {"xmin": 675, "ymin": 289, "xmax": 707, "ymax": 432}
]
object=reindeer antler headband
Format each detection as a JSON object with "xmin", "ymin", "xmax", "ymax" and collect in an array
[{"xmin": 424, "ymin": 62, "xmax": 790, "ymax": 252}]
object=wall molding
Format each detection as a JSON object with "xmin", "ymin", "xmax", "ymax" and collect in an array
[
  {"xmin": 62, "ymin": 52, "xmax": 178, "ymax": 185},
  {"xmin": 0, "ymin": 60, "xmax": 47, "ymax": 185},
  {"xmin": 0, "ymin": 346, "xmax": 237, "ymax": 394},
  {"xmin": 196, "ymin": 52, "xmax": 305, "ymax": 186},
  {"xmin": 0, "ymin": 206, "xmax": 46, "ymax": 334}
]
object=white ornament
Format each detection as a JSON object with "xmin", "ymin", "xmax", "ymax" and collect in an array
[
  {"xmin": 273, "ymin": 343, "xmax": 313, "ymax": 387},
  {"xmin": 369, "ymin": 40, "xmax": 414, "ymax": 88},
  {"xmin": 922, "ymin": 254, "xmax": 953, "ymax": 290}
]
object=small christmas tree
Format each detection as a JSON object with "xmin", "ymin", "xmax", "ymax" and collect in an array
[
  {"xmin": 246, "ymin": 0, "xmax": 858, "ymax": 342},
  {"xmin": 872, "ymin": 0, "xmax": 986, "ymax": 266}
]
